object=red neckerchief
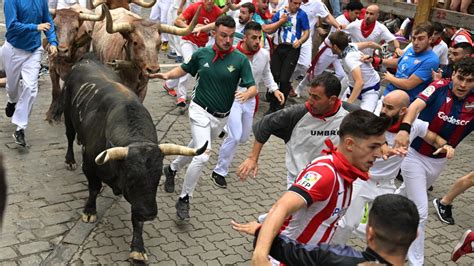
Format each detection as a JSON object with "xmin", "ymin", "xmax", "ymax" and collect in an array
[
  {"xmin": 305, "ymin": 99, "xmax": 341, "ymax": 120},
  {"xmin": 322, "ymin": 139, "xmax": 370, "ymax": 183},
  {"xmin": 253, "ymin": 0, "xmax": 272, "ymax": 20},
  {"xmin": 431, "ymin": 37, "xmax": 442, "ymax": 47},
  {"xmin": 236, "ymin": 41, "xmax": 259, "ymax": 56},
  {"xmin": 343, "ymin": 10, "xmax": 351, "ymax": 22},
  {"xmin": 360, "ymin": 19, "xmax": 376, "ymax": 38},
  {"xmin": 387, "ymin": 118, "xmax": 402, "ymax": 133},
  {"xmin": 212, "ymin": 44, "xmax": 235, "ymax": 63}
]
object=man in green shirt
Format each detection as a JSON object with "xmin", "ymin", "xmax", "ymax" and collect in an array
[{"xmin": 156, "ymin": 15, "xmax": 256, "ymax": 220}]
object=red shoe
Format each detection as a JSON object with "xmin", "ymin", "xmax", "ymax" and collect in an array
[
  {"xmin": 163, "ymin": 83, "xmax": 177, "ymax": 97},
  {"xmin": 452, "ymin": 229, "xmax": 474, "ymax": 262},
  {"xmin": 176, "ymin": 98, "xmax": 186, "ymax": 114}
]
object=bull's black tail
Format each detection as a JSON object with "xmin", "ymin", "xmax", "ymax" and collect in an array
[{"xmin": 50, "ymin": 85, "xmax": 66, "ymax": 122}]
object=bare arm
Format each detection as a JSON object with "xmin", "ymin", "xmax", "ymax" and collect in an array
[
  {"xmin": 235, "ymin": 85, "xmax": 258, "ymax": 103},
  {"xmin": 393, "ymin": 98, "xmax": 427, "ymax": 148},
  {"xmin": 174, "ymin": 14, "xmax": 189, "ymax": 28},
  {"xmin": 422, "ymin": 131, "xmax": 455, "ymax": 159},
  {"xmin": 237, "ymin": 140, "xmax": 264, "ymax": 180},
  {"xmin": 262, "ymin": 13, "xmax": 288, "ymax": 34},
  {"xmin": 383, "ymin": 72, "xmax": 423, "ymax": 90},
  {"xmin": 389, "ymin": 39, "xmax": 403, "ymax": 57},
  {"xmin": 155, "ymin": 66, "xmax": 187, "ymax": 80},
  {"xmin": 324, "ymin": 14, "xmax": 341, "ymax": 30},
  {"xmin": 355, "ymin": 41, "xmax": 382, "ymax": 51},
  {"xmin": 293, "ymin": 30, "xmax": 309, "ymax": 48},
  {"xmin": 252, "ymin": 192, "xmax": 306, "ymax": 265},
  {"xmin": 347, "ymin": 67, "xmax": 364, "ymax": 104}
]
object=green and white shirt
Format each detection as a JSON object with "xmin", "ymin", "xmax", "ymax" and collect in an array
[{"xmin": 182, "ymin": 47, "xmax": 255, "ymax": 113}]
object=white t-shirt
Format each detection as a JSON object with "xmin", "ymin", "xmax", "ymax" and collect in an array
[
  {"xmin": 344, "ymin": 20, "xmax": 396, "ymax": 55},
  {"xmin": 404, "ymin": 41, "xmax": 448, "ymax": 66},
  {"xmin": 369, "ymin": 119, "xmax": 429, "ymax": 181},
  {"xmin": 342, "ymin": 44, "xmax": 380, "ymax": 88}
]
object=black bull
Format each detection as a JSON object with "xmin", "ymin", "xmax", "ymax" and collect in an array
[{"xmin": 52, "ymin": 54, "xmax": 207, "ymax": 262}]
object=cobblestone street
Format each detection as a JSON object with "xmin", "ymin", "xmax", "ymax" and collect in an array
[{"xmin": 0, "ymin": 4, "xmax": 473, "ymax": 266}]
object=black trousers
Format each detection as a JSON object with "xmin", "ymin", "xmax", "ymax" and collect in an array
[{"xmin": 267, "ymin": 44, "xmax": 301, "ymax": 112}]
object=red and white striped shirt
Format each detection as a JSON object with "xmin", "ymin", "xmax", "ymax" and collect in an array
[{"xmin": 281, "ymin": 154, "xmax": 352, "ymax": 245}]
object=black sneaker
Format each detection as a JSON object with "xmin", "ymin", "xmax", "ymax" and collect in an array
[
  {"xmin": 13, "ymin": 129, "xmax": 26, "ymax": 147},
  {"xmin": 176, "ymin": 195, "xmax": 190, "ymax": 220},
  {"xmin": 433, "ymin": 198, "xmax": 455, "ymax": 225},
  {"xmin": 218, "ymin": 131, "xmax": 226, "ymax": 138},
  {"xmin": 5, "ymin": 102, "xmax": 16, "ymax": 117},
  {"xmin": 211, "ymin": 171, "xmax": 227, "ymax": 188},
  {"xmin": 163, "ymin": 165, "xmax": 176, "ymax": 193}
]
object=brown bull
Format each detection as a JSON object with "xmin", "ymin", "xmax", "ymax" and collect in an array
[
  {"xmin": 92, "ymin": 0, "xmax": 156, "ymax": 10},
  {"xmin": 45, "ymin": 5, "xmax": 105, "ymax": 122},
  {"xmin": 91, "ymin": 4, "xmax": 200, "ymax": 101}
]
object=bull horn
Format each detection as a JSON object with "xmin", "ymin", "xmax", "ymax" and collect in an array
[
  {"xmin": 159, "ymin": 141, "xmax": 208, "ymax": 156},
  {"xmin": 130, "ymin": 0, "xmax": 156, "ymax": 8},
  {"xmin": 91, "ymin": 0, "xmax": 107, "ymax": 8},
  {"xmin": 49, "ymin": 8, "xmax": 56, "ymax": 18},
  {"xmin": 158, "ymin": 5, "xmax": 201, "ymax": 36},
  {"xmin": 103, "ymin": 4, "xmax": 134, "ymax": 34},
  {"xmin": 95, "ymin": 147, "xmax": 129, "ymax": 165},
  {"xmin": 79, "ymin": 5, "xmax": 106, "ymax": 21}
]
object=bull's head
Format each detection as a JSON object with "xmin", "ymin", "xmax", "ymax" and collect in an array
[
  {"xmin": 102, "ymin": 4, "xmax": 201, "ymax": 77},
  {"xmin": 94, "ymin": 141, "xmax": 207, "ymax": 221},
  {"xmin": 92, "ymin": 0, "xmax": 157, "ymax": 10},
  {"xmin": 51, "ymin": 6, "xmax": 106, "ymax": 58}
]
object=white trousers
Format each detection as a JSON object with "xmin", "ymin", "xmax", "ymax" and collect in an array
[
  {"xmin": 171, "ymin": 102, "xmax": 228, "ymax": 198},
  {"xmin": 396, "ymin": 148, "xmax": 447, "ymax": 266},
  {"xmin": 342, "ymin": 87, "xmax": 380, "ymax": 112},
  {"xmin": 331, "ymin": 178, "xmax": 396, "ymax": 245},
  {"xmin": 213, "ymin": 97, "xmax": 256, "ymax": 177},
  {"xmin": 149, "ymin": 0, "xmax": 172, "ymax": 42},
  {"xmin": 3, "ymin": 41, "xmax": 43, "ymax": 130},
  {"xmin": 165, "ymin": 41, "xmax": 198, "ymax": 99},
  {"xmin": 291, "ymin": 39, "xmax": 313, "ymax": 81},
  {"xmin": 295, "ymin": 46, "xmax": 345, "ymax": 95}
]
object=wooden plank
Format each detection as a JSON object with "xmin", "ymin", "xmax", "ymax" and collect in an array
[
  {"xmin": 430, "ymin": 8, "xmax": 474, "ymax": 30},
  {"xmin": 414, "ymin": 0, "xmax": 436, "ymax": 25},
  {"xmin": 361, "ymin": 0, "xmax": 474, "ymax": 30},
  {"xmin": 360, "ymin": 0, "xmax": 417, "ymax": 18}
]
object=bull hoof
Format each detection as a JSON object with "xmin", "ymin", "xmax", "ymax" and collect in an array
[
  {"xmin": 65, "ymin": 162, "xmax": 77, "ymax": 170},
  {"xmin": 81, "ymin": 213, "xmax": 97, "ymax": 223},
  {"xmin": 129, "ymin": 251, "xmax": 148, "ymax": 263}
]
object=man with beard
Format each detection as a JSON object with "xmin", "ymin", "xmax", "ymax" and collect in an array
[
  {"xmin": 331, "ymin": 90, "xmax": 454, "ymax": 245},
  {"xmin": 163, "ymin": 0, "xmax": 236, "ymax": 111},
  {"xmin": 237, "ymin": 109, "xmax": 390, "ymax": 265},
  {"xmin": 237, "ymin": 73, "xmax": 354, "ymax": 189},
  {"xmin": 156, "ymin": 16, "xmax": 256, "ymax": 220},
  {"xmin": 393, "ymin": 57, "xmax": 474, "ymax": 265},
  {"xmin": 433, "ymin": 42, "xmax": 473, "ymax": 80},
  {"xmin": 344, "ymin": 4, "xmax": 402, "ymax": 57},
  {"xmin": 232, "ymin": 3, "xmax": 269, "ymax": 49},
  {"xmin": 372, "ymin": 22, "xmax": 440, "ymax": 112},
  {"xmin": 210, "ymin": 22, "xmax": 284, "ymax": 188}
]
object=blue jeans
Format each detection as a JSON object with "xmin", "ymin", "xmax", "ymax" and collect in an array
[{"xmin": 329, "ymin": 0, "xmax": 341, "ymax": 17}]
